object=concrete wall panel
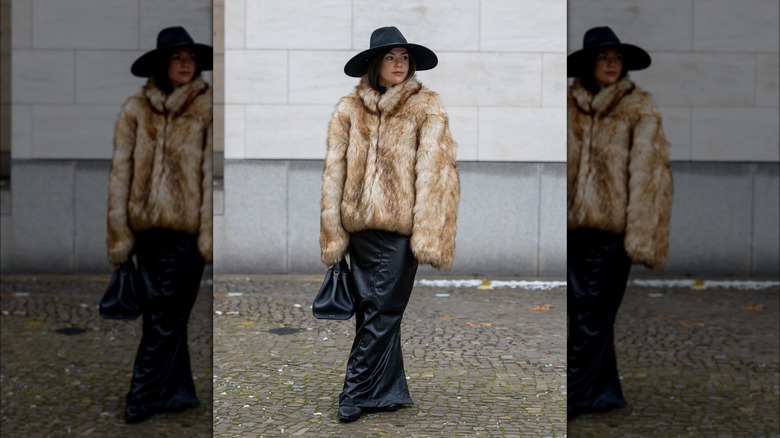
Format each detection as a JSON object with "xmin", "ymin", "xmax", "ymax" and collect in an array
[
  {"xmin": 74, "ymin": 160, "xmax": 111, "ymax": 272},
  {"xmin": 353, "ymin": 0, "xmax": 480, "ymax": 52},
  {"xmin": 6, "ymin": 161, "xmax": 75, "ymax": 273},
  {"xmin": 567, "ymin": 0, "xmax": 693, "ymax": 52},
  {"xmin": 664, "ymin": 163, "xmax": 753, "ymax": 276},
  {"xmin": 139, "ymin": 0, "xmax": 213, "ymax": 49},
  {"xmin": 32, "ymin": 0, "xmax": 138, "ymax": 49},
  {"xmin": 693, "ymin": 0, "xmax": 779, "ymax": 52},
  {"xmin": 10, "ymin": 105, "xmax": 32, "ymax": 159},
  {"xmin": 245, "ymin": 0, "xmax": 351, "ymax": 50},
  {"xmin": 287, "ymin": 161, "xmax": 324, "ymax": 273},
  {"xmin": 215, "ymin": 160, "xmax": 288, "ymax": 274},
  {"xmin": 244, "ymin": 105, "xmax": 330, "ymax": 160},
  {"xmin": 479, "ymin": 108, "xmax": 566, "ymax": 162},
  {"xmin": 539, "ymin": 163, "xmax": 566, "ymax": 276},
  {"xmin": 691, "ymin": 108, "xmax": 780, "ymax": 162},
  {"xmin": 756, "ymin": 54, "xmax": 780, "ymax": 108},
  {"xmin": 225, "ymin": 50, "xmax": 287, "ymax": 104},
  {"xmin": 12, "ymin": 50, "xmax": 75, "ymax": 104},
  {"xmin": 481, "ymin": 0, "xmax": 566, "ymax": 52},
  {"xmin": 32, "ymin": 105, "xmax": 117, "ymax": 159}
]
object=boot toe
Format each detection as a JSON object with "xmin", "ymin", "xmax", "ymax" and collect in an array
[{"xmin": 338, "ymin": 405, "xmax": 362, "ymax": 422}]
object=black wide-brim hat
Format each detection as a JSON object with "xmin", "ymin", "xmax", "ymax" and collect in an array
[
  {"xmin": 567, "ymin": 26, "xmax": 651, "ymax": 77},
  {"xmin": 344, "ymin": 26, "xmax": 438, "ymax": 78},
  {"xmin": 131, "ymin": 26, "xmax": 213, "ymax": 77}
]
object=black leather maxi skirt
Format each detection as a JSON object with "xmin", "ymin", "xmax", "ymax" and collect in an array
[
  {"xmin": 567, "ymin": 228, "xmax": 631, "ymax": 416},
  {"xmin": 125, "ymin": 229, "xmax": 205, "ymax": 419},
  {"xmin": 340, "ymin": 229, "xmax": 419, "ymax": 408}
]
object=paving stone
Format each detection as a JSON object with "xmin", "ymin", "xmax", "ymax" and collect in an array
[
  {"xmin": 568, "ymin": 285, "xmax": 779, "ymax": 437},
  {"xmin": 212, "ymin": 275, "xmax": 567, "ymax": 437},
  {"xmin": 1, "ymin": 275, "xmax": 213, "ymax": 437},
  {"xmin": 3, "ymin": 275, "xmax": 776, "ymax": 436}
]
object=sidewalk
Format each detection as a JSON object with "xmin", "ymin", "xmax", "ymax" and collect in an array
[
  {"xmin": 567, "ymin": 281, "xmax": 779, "ymax": 437},
  {"xmin": 2, "ymin": 275, "xmax": 777, "ymax": 437},
  {"xmin": 1, "ymin": 275, "xmax": 214, "ymax": 437},
  {"xmin": 212, "ymin": 276, "xmax": 567, "ymax": 437}
]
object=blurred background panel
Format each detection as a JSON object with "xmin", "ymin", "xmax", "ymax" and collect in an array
[
  {"xmin": 1, "ymin": 0, "xmax": 213, "ymax": 274},
  {"xmin": 569, "ymin": 0, "xmax": 779, "ymax": 277}
]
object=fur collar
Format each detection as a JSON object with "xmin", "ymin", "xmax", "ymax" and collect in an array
[
  {"xmin": 356, "ymin": 75, "xmax": 423, "ymax": 115},
  {"xmin": 570, "ymin": 76, "xmax": 636, "ymax": 115},
  {"xmin": 142, "ymin": 76, "xmax": 210, "ymax": 116}
]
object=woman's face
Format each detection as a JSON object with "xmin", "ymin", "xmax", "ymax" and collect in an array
[
  {"xmin": 593, "ymin": 48, "xmax": 622, "ymax": 88},
  {"xmin": 167, "ymin": 48, "xmax": 197, "ymax": 88},
  {"xmin": 379, "ymin": 47, "xmax": 410, "ymax": 87}
]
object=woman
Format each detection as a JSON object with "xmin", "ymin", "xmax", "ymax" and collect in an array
[
  {"xmin": 320, "ymin": 26, "xmax": 460, "ymax": 423},
  {"xmin": 106, "ymin": 26, "xmax": 213, "ymax": 423},
  {"xmin": 566, "ymin": 26, "xmax": 673, "ymax": 418}
]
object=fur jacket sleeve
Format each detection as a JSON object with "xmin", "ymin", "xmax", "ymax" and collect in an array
[
  {"xmin": 320, "ymin": 76, "xmax": 460, "ymax": 270},
  {"xmin": 107, "ymin": 77, "xmax": 213, "ymax": 265},
  {"xmin": 568, "ymin": 76, "xmax": 673, "ymax": 270}
]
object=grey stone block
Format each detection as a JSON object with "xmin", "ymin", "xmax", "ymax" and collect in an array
[
  {"xmin": 215, "ymin": 160, "xmax": 287, "ymax": 274},
  {"xmin": 6, "ymin": 161, "xmax": 75, "ymax": 273},
  {"xmin": 665, "ymin": 162, "xmax": 753, "ymax": 276},
  {"xmin": 3, "ymin": 159, "xmax": 776, "ymax": 277},
  {"xmin": 287, "ymin": 161, "xmax": 324, "ymax": 273},
  {"xmin": 444, "ymin": 162, "xmax": 540, "ymax": 276},
  {"xmin": 215, "ymin": 160, "xmax": 556, "ymax": 276},
  {"xmin": 74, "ymin": 160, "xmax": 111, "ymax": 273},
  {"xmin": 539, "ymin": 163, "xmax": 566, "ymax": 277}
]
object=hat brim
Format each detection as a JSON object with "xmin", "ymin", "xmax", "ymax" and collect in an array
[
  {"xmin": 567, "ymin": 43, "xmax": 650, "ymax": 77},
  {"xmin": 131, "ymin": 43, "xmax": 213, "ymax": 77},
  {"xmin": 344, "ymin": 43, "xmax": 438, "ymax": 78}
]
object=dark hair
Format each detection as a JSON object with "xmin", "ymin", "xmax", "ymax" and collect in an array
[
  {"xmin": 579, "ymin": 48, "xmax": 627, "ymax": 93},
  {"xmin": 367, "ymin": 48, "xmax": 417, "ymax": 91},
  {"xmin": 151, "ymin": 48, "xmax": 202, "ymax": 94}
]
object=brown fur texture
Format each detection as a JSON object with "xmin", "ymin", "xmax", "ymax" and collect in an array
[
  {"xmin": 568, "ymin": 76, "xmax": 673, "ymax": 270},
  {"xmin": 321, "ymin": 76, "xmax": 460, "ymax": 270},
  {"xmin": 107, "ymin": 77, "xmax": 213, "ymax": 265}
]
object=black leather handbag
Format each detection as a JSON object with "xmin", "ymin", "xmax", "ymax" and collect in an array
[
  {"xmin": 99, "ymin": 260, "xmax": 143, "ymax": 320},
  {"xmin": 312, "ymin": 259, "xmax": 354, "ymax": 320}
]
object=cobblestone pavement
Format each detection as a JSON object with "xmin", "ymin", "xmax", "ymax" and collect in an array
[
  {"xmin": 3, "ymin": 275, "xmax": 777, "ymax": 437},
  {"xmin": 212, "ymin": 276, "xmax": 567, "ymax": 437},
  {"xmin": 1, "ymin": 275, "xmax": 213, "ymax": 437},
  {"xmin": 568, "ymin": 283, "xmax": 780, "ymax": 438}
]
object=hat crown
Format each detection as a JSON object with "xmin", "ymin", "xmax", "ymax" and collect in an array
[
  {"xmin": 156, "ymin": 26, "xmax": 195, "ymax": 49},
  {"xmin": 582, "ymin": 26, "xmax": 622, "ymax": 50},
  {"xmin": 369, "ymin": 26, "xmax": 408, "ymax": 49}
]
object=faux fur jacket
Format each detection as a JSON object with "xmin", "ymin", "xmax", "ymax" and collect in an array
[
  {"xmin": 107, "ymin": 77, "xmax": 213, "ymax": 265},
  {"xmin": 568, "ymin": 76, "xmax": 672, "ymax": 270},
  {"xmin": 321, "ymin": 76, "xmax": 460, "ymax": 270}
]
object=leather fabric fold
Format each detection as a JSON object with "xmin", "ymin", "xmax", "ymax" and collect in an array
[
  {"xmin": 125, "ymin": 229, "xmax": 205, "ymax": 418},
  {"xmin": 567, "ymin": 228, "xmax": 631, "ymax": 414},
  {"xmin": 340, "ymin": 229, "xmax": 418, "ymax": 408}
]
